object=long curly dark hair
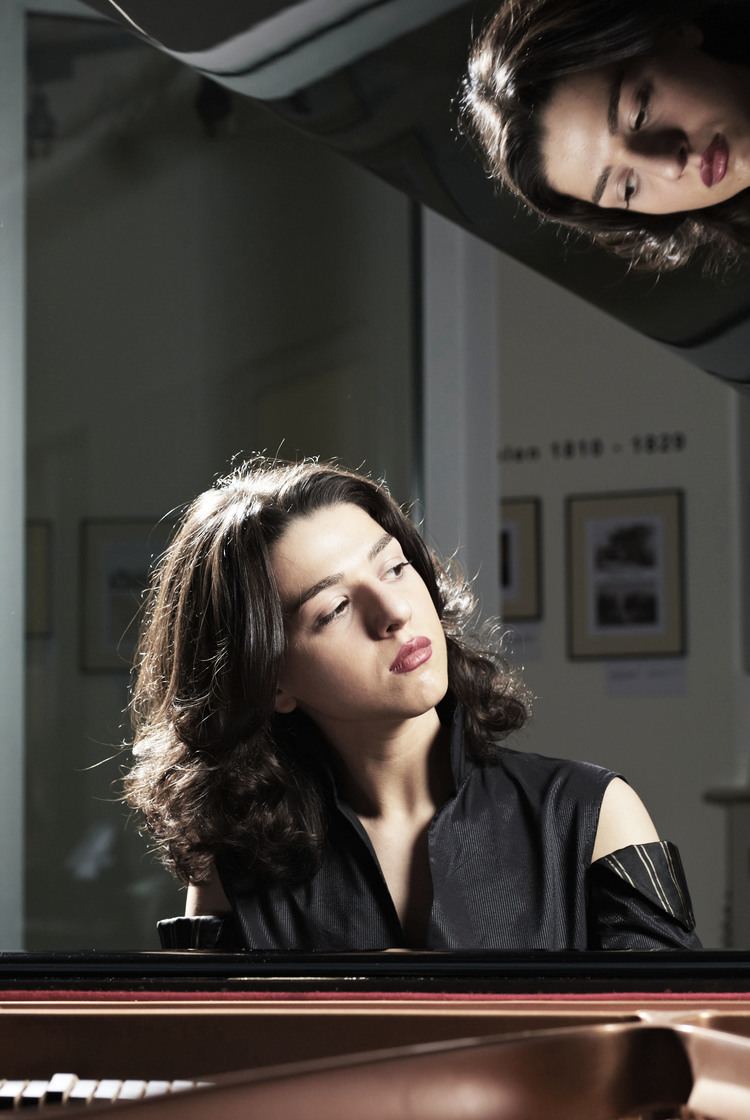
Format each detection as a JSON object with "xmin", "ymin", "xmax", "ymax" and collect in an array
[
  {"xmin": 126, "ymin": 458, "xmax": 529, "ymax": 887},
  {"xmin": 460, "ymin": 0, "xmax": 750, "ymax": 272}
]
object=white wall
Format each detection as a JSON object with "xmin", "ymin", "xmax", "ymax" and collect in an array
[{"xmin": 495, "ymin": 252, "xmax": 744, "ymax": 948}]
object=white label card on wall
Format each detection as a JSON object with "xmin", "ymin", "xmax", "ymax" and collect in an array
[{"xmin": 605, "ymin": 660, "xmax": 687, "ymax": 698}]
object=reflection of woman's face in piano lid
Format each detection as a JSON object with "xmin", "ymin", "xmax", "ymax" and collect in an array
[
  {"xmin": 271, "ymin": 502, "xmax": 449, "ymax": 742},
  {"xmin": 541, "ymin": 29, "xmax": 750, "ymax": 216}
]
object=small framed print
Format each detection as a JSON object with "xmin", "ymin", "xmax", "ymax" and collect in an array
[
  {"xmin": 80, "ymin": 518, "xmax": 171, "ymax": 672},
  {"xmin": 566, "ymin": 490, "xmax": 685, "ymax": 660},
  {"xmin": 500, "ymin": 498, "xmax": 542, "ymax": 622},
  {"xmin": 26, "ymin": 520, "xmax": 52, "ymax": 638}
]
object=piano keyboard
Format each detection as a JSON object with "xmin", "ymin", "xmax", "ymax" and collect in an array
[{"xmin": 0, "ymin": 1075, "xmax": 211, "ymax": 1109}]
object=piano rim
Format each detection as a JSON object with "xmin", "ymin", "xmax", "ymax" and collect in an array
[{"xmin": 1, "ymin": 950, "xmax": 750, "ymax": 994}]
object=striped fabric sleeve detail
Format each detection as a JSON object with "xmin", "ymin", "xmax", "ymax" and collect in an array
[
  {"xmin": 608, "ymin": 843, "xmax": 675, "ymax": 917},
  {"xmin": 588, "ymin": 840, "xmax": 701, "ymax": 949}
]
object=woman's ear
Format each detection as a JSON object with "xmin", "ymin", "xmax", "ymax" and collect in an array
[{"xmin": 274, "ymin": 686, "xmax": 297, "ymax": 714}]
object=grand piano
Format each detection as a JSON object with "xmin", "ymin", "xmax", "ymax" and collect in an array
[
  {"xmin": 7, "ymin": 1, "xmax": 750, "ymax": 1116},
  {"xmin": 4, "ymin": 951, "xmax": 750, "ymax": 1115}
]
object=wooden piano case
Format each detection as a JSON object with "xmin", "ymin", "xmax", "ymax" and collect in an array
[{"xmin": 4, "ymin": 951, "xmax": 750, "ymax": 1118}]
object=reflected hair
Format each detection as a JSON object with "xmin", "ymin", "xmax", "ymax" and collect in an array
[
  {"xmin": 126, "ymin": 457, "xmax": 529, "ymax": 886},
  {"xmin": 460, "ymin": 0, "xmax": 750, "ymax": 271}
]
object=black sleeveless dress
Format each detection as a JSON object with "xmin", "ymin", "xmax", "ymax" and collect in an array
[{"xmin": 158, "ymin": 706, "xmax": 700, "ymax": 951}]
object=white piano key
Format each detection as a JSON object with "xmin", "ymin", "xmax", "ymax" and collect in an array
[
  {"xmin": 20, "ymin": 1080, "xmax": 48, "ymax": 1107},
  {"xmin": 67, "ymin": 1080, "xmax": 97, "ymax": 1106},
  {"xmin": 46, "ymin": 1074, "xmax": 78, "ymax": 1104},
  {"xmin": 143, "ymin": 1082, "xmax": 170, "ymax": 1098},
  {"xmin": 168, "ymin": 1082, "xmax": 195, "ymax": 1094},
  {"xmin": 93, "ymin": 1081, "xmax": 122, "ymax": 1103},
  {"xmin": 0, "ymin": 1081, "xmax": 27, "ymax": 1109},
  {"xmin": 115, "ymin": 1082, "xmax": 146, "ymax": 1102}
]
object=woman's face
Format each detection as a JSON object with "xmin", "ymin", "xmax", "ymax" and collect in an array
[
  {"xmin": 270, "ymin": 502, "xmax": 449, "ymax": 734},
  {"xmin": 540, "ymin": 29, "xmax": 750, "ymax": 216}
]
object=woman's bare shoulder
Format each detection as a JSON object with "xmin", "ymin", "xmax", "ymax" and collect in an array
[{"xmin": 591, "ymin": 777, "xmax": 660, "ymax": 863}]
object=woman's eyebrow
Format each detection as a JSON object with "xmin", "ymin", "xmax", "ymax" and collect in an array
[
  {"xmin": 608, "ymin": 69, "xmax": 624, "ymax": 135},
  {"xmin": 291, "ymin": 533, "xmax": 394, "ymax": 613},
  {"xmin": 592, "ymin": 69, "xmax": 625, "ymax": 206},
  {"xmin": 592, "ymin": 166, "xmax": 611, "ymax": 205}
]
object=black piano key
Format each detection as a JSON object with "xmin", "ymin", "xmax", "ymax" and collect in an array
[
  {"xmin": 46, "ymin": 1074, "xmax": 78, "ymax": 1105},
  {"xmin": 0, "ymin": 1082, "xmax": 27, "ymax": 1110}
]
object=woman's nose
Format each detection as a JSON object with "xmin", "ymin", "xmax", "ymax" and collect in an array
[
  {"xmin": 368, "ymin": 584, "xmax": 412, "ymax": 636},
  {"xmin": 622, "ymin": 129, "xmax": 688, "ymax": 180}
]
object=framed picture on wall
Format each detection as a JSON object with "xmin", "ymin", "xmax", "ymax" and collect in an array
[
  {"xmin": 80, "ymin": 519, "xmax": 172, "ymax": 672},
  {"xmin": 566, "ymin": 490, "xmax": 685, "ymax": 660},
  {"xmin": 26, "ymin": 520, "xmax": 53, "ymax": 638},
  {"xmin": 500, "ymin": 498, "xmax": 542, "ymax": 622}
]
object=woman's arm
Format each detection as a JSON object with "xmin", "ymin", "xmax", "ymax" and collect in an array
[
  {"xmin": 587, "ymin": 778, "xmax": 701, "ymax": 948},
  {"xmin": 591, "ymin": 777, "xmax": 659, "ymax": 863},
  {"xmin": 185, "ymin": 863, "xmax": 231, "ymax": 916}
]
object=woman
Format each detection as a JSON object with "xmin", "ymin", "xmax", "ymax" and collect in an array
[
  {"xmin": 461, "ymin": 0, "xmax": 750, "ymax": 271},
  {"xmin": 127, "ymin": 457, "xmax": 700, "ymax": 950}
]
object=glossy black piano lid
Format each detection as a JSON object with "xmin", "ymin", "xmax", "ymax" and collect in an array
[
  {"xmin": 2, "ymin": 951, "xmax": 750, "ymax": 993},
  {"xmin": 75, "ymin": 0, "xmax": 750, "ymax": 384}
]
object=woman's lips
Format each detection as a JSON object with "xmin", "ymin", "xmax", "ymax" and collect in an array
[
  {"xmin": 701, "ymin": 134, "xmax": 729, "ymax": 188},
  {"xmin": 390, "ymin": 636, "xmax": 432, "ymax": 674}
]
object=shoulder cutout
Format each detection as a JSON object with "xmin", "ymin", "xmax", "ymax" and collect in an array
[{"xmin": 591, "ymin": 777, "xmax": 660, "ymax": 863}]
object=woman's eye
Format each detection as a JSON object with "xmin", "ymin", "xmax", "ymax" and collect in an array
[
  {"xmin": 632, "ymin": 85, "xmax": 650, "ymax": 131},
  {"xmin": 385, "ymin": 560, "xmax": 411, "ymax": 579},
  {"xmin": 623, "ymin": 172, "xmax": 638, "ymax": 207},
  {"xmin": 316, "ymin": 600, "xmax": 349, "ymax": 629}
]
